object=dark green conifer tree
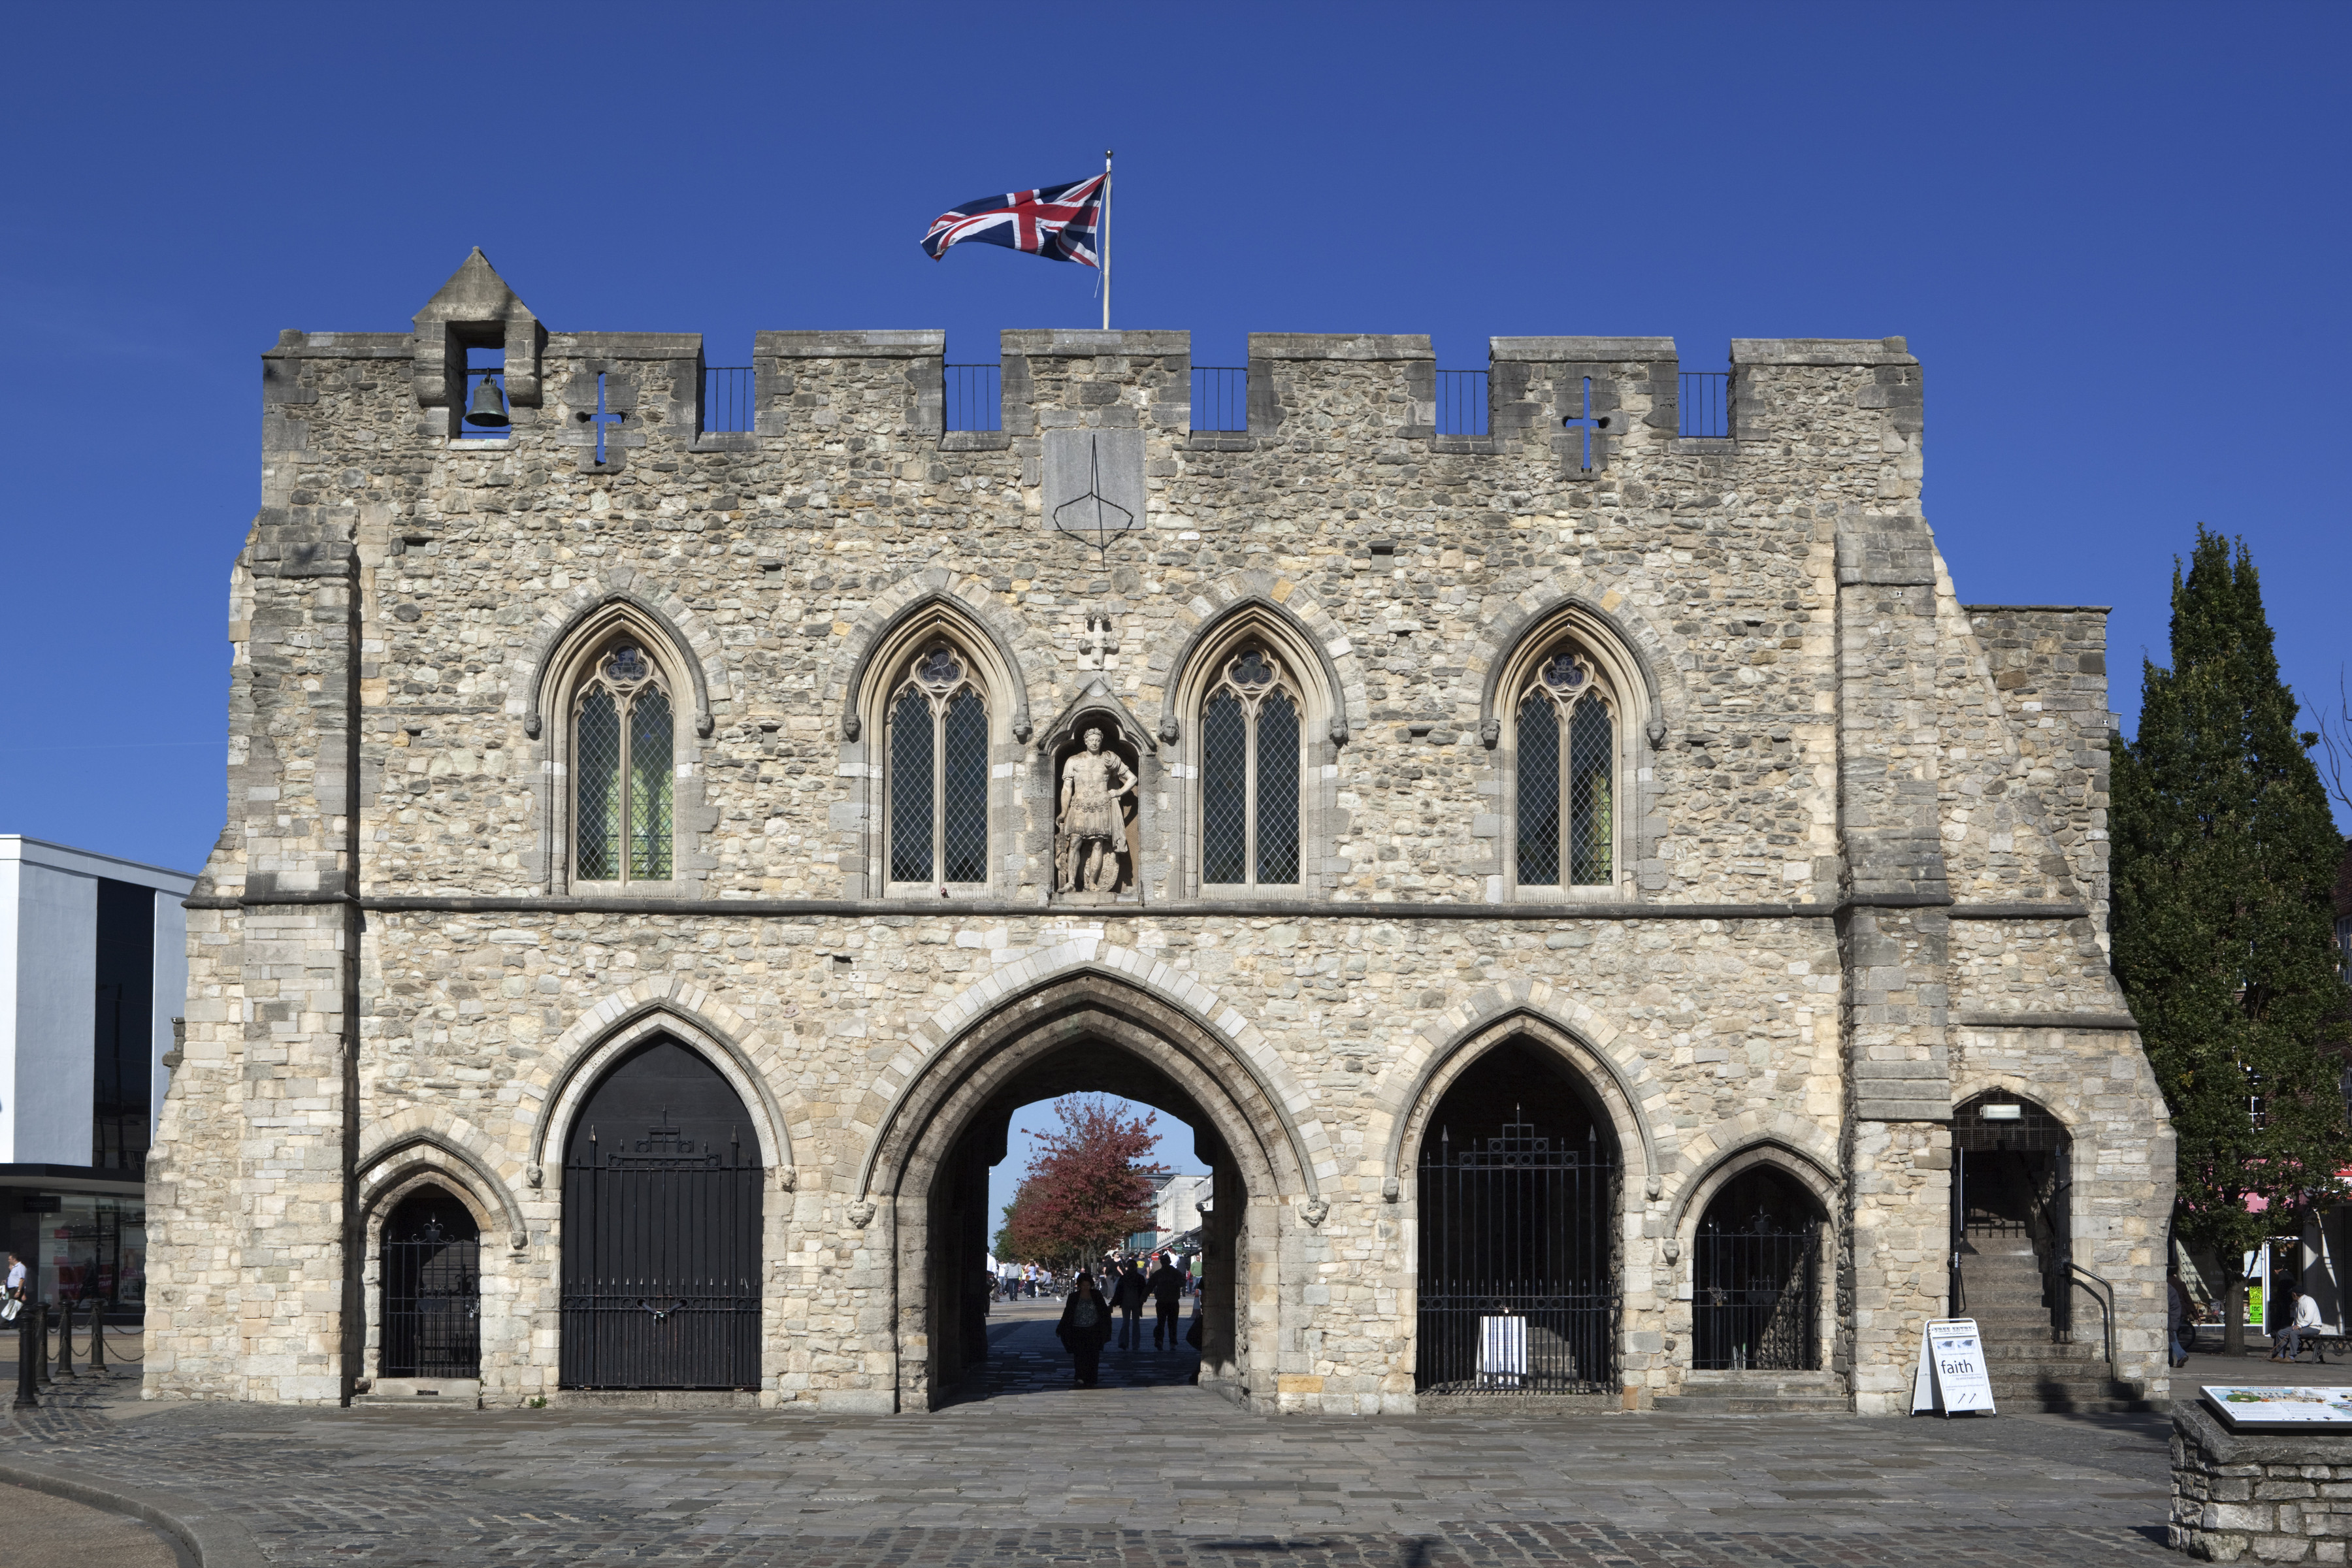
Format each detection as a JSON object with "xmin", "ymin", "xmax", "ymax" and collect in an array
[{"xmin": 2113, "ymin": 527, "xmax": 2349, "ymax": 1354}]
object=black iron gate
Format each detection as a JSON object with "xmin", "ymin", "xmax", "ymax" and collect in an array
[
  {"xmin": 1416, "ymin": 1120, "xmax": 1617, "ymax": 1393},
  {"xmin": 1693, "ymin": 1215, "xmax": 1819, "ymax": 1370},
  {"xmin": 382, "ymin": 1218, "xmax": 482, "ymax": 1378},
  {"xmin": 561, "ymin": 1120, "xmax": 762, "ymax": 1389}
]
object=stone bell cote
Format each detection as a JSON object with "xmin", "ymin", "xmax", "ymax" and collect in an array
[{"xmin": 411, "ymin": 248, "xmax": 544, "ymax": 433}]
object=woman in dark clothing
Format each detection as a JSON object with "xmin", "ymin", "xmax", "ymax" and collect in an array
[{"xmin": 1056, "ymin": 1269, "xmax": 1114, "ymax": 1387}]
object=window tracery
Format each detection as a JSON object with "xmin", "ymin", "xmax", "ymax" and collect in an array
[
  {"xmin": 887, "ymin": 644, "xmax": 990, "ymax": 887},
  {"xmin": 1200, "ymin": 646, "xmax": 1301, "ymax": 887},
  {"xmin": 572, "ymin": 640, "xmax": 674, "ymax": 884},
  {"xmin": 1514, "ymin": 645, "xmax": 1615, "ymax": 888}
]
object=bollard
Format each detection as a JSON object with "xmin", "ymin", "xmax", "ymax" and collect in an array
[
  {"xmin": 53, "ymin": 1298, "xmax": 76, "ymax": 1380},
  {"xmin": 12, "ymin": 1303, "xmax": 37, "ymax": 1409},
  {"xmin": 86, "ymin": 1300, "xmax": 108, "ymax": 1379},
  {"xmin": 33, "ymin": 1303, "xmax": 52, "ymax": 1386}
]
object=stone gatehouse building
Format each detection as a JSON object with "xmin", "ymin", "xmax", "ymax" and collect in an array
[{"xmin": 145, "ymin": 250, "xmax": 2172, "ymax": 1415}]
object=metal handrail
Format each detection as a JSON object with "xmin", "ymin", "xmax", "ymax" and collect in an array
[{"xmin": 2067, "ymin": 1258, "xmax": 2121, "ymax": 1382}]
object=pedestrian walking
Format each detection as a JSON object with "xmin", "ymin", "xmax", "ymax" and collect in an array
[
  {"xmin": 1149, "ymin": 1252, "xmax": 1185, "ymax": 1349},
  {"xmin": 2166, "ymin": 1266, "xmax": 2195, "ymax": 1367},
  {"xmin": 1113, "ymin": 1260, "xmax": 1149, "ymax": 1350},
  {"xmin": 1056, "ymin": 1269, "xmax": 1113, "ymax": 1387},
  {"xmin": 2, "ymin": 1250, "xmax": 25, "ymax": 1322}
]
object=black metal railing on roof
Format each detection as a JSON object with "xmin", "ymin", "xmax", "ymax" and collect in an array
[
  {"xmin": 945, "ymin": 365, "xmax": 1002, "ymax": 432},
  {"xmin": 1679, "ymin": 372, "xmax": 1729, "ymax": 439},
  {"xmin": 703, "ymin": 367, "xmax": 755, "ymax": 434},
  {"xmin": 1192, "ymin": 367, "xmax": 1247, "ymax": 432},
  {"xmin": 1437, "ymin": 370, "xmax": 1488, "ymax": 437}
]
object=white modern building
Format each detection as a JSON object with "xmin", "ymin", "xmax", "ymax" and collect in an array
[{"xmin": 1, "ymin": 836, "xmax": 195, "ymax": 1312}]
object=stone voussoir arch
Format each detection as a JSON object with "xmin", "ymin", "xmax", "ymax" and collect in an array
[
  {"xmin": 1374, "ymin": 980, "xmax": 1666, "ymax": 1201},
  {"xmin": 1150, "ymin": 572, "xmax": 1368, "ymax": 746},
  {"xmin": 824, "ymin": 569, "xmax": 1043, "ymax": 743},
  {"xmin": 356, "ymin": 1113, "xmax": 531, "ymax": 1248},
  {"xmin": 1469, "ymin": 574, "xmax": 1677, "ymax": 751},
  {"xmin": 1665, "ymin": 1118, "xmax": 1844, "ymax": 1234},
  {"xmin": 520, "ymin": 979, "xmax": 796, "ymax": 1184},
  {"xmin": 851, "ymin": 939, "xmax": 1331, "ymax": 1203},
  {"xmin": 512, "ymin": 574, "xmax": 728, "ymax": 740}
]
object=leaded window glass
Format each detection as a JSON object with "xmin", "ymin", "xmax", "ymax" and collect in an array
[
  {"xmin": 1198, "ymin": 647, "xmax": 1302, "ymax": 887},
  {"xmin": 1514, "ymin": 647, "xmax": 1615, "ymax": 889},
  {"xmin": 572, "ymin": 642, "xmax": 674, "ymax": 885},
  {"xmin": 886, "ymin": 645, "xmax": 990, "ymax": 888}
]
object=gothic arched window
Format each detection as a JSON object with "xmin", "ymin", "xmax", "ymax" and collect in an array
[
  {"xmin": 1514, "ymin": 646, "xmax": 1615, "ymax": 888},
  {"xmin": 887, "ymin": 644, "xmax": 990, "ymax": 887},
  {"xmin": 573, "ymin": 640, "xmax": 674, "ymax": 884},
  {"xmin": 1200, "ymin": 647, "xmax": 1301, "ymax": 887}
]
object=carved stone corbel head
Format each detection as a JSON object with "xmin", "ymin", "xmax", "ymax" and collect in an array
[
  {"xmin": 1480, "ymin": 718, "xmax": 1501, "ymax": 749},
  {"xmin": 1158, "ymin": 717, "xmax": 1179, "ymax": 745},
  {"xmin": 1301, "ymin": 1197, "xmax": 1330, "ymax": 1228},
  {"xmin": 847, "ymin": 1199, "xmax": 876, "ymax": 1229},
  {"xmin": 1382, "ymin": 1176, "xmax": 1400, "ymax": 1203}
]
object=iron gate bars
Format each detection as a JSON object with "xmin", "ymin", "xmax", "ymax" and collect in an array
[
  {"xmin": 1416, "ymin": 1120, "xmax": 1618, "ymax": 1394},
  {"xmin": 561, "ymin": 1121, "xmax": 762, "ymax": 1389},
  {"xmin": 382, "ymin": 1218, "xmax": 482, "ymax": 1379},
  {"xmin": 1692, "ymin": 1217, "xmax": 1820, "ymax": 1371}
]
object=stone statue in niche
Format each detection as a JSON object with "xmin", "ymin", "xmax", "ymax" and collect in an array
[{"xmin": 1056, "ymin": 726, "xmax": 1137, "ymax": 894}]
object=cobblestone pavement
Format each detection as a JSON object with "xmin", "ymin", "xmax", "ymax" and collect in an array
[{"xmin": 0, "ymin": 1320, "xmax": 2181, "ymax": 1567}]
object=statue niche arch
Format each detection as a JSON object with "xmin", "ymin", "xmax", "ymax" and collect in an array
[
  {"xmin": 1045, "ymin": 698, "xmax": 1146, "ymax": 902},
  {"xmin": 861, "ymin": 970, "xmax": 1313, "ymax": 1413},
  {"xmin": 559, "ymin": 1037, "xmax": 762, "ymax": 1390},
  {"xmin": 1411, "ymin": 1035, "xmax": 1623, "ymax": 1397}
]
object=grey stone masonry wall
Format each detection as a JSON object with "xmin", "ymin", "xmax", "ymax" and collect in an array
[
  {"xmin": 2174, "ymin": 1400, "xmax": 2352, "ymax": 1561},
  {"xmin": 144, "ymin": 252, "xmax": 2175, "ymax": 1414}
]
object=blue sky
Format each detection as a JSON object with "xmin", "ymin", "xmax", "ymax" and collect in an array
[{"xmin": 3, "ymin": 0, "xmax": 2345, "ymax": 874}]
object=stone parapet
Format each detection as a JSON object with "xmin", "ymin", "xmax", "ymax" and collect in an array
[{"xmin": 2173, "ymin": 1399, "xmax": 2352, "ymax": 1561}]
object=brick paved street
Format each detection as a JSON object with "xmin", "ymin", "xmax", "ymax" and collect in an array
[{"xmin": 0, "ymin": 1313, "xmax": 2191, "ymax": 1568}]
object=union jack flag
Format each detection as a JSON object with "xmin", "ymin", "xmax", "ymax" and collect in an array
[{"xmin": 920, "ymin": 174, "xmax": 1106, "ymax": 267}]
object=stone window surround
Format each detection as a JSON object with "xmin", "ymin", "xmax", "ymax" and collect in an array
[
  {"xmin": 533, "ymin": 601, "xmax": 705, "ymax": 898},
  {"xmin": 1164, "ymin": 604, "xmax": 1347, "ymax": 902},
  {"xmin": 850, "ymin": 603, "xmax": 1030, "ymax": 902},
  {"xmin": 1481, "ymin": 604, "xmax": 1656, "ymax": 904}
]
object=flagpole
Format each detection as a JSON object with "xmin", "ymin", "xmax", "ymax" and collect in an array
[{"xmin": 1102, "ymin": 148, "xmax": 1113, "ymax": 331}]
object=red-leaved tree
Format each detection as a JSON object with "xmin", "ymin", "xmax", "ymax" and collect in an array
[{"xmin": 993, "ymin": 1096, "xmax": 1160, "ymax": 1271}]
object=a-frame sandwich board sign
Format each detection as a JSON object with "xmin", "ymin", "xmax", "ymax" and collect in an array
[{"xmin": 1910, "ymin": 1317, "xmax": 1997, "ymax": 1416}]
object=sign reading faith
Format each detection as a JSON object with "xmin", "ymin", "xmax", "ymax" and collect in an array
[
  {"xmin": 2203, "ymin": 1386, "xmax": 2352, "ymax": 1431},
  {"xmin": 1911, "ymin": 1317, "xmax": 1996, "ymax": 1416}
]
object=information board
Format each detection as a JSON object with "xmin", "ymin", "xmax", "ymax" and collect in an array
[
  {"xmin": 2203, "ymin": 1386, "xmax": 2352, "ymax": 1431},
  {"xmin": 1910, "ymin": 1317, "xmax": 1997, "ymax": 1416}
]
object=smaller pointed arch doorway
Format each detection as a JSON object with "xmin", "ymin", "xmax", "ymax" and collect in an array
[
  {"xmin": 559, "ymin": 1037, "xmax": 764, "ymax": 1390},
  {"xmin": 379, "ymin": 1186, "xmax": 482, "ymax": 1380}
]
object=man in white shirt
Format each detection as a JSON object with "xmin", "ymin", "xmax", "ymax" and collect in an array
[
  {"xmin": 2274, "ymin": 1290, "xmax": 2330, "ymax": 1364},
  {"xmin": 3, "ymin": 1251, "xmax": 25, "ymax": 1318}
]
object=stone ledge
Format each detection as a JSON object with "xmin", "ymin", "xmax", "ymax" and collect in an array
[{"xmin": 0, "ymin": 1453, "xmax": 269, "ymax": 1568}]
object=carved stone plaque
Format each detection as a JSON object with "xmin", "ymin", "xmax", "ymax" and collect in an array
[{"xmin": 1043, "ymin": 429, "xmax": 1145, "ymax": 549}]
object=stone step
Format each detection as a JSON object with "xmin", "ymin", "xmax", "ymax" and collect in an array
[{"xmin": 1652, "ymin": 1394, "xmax": 1854, "ymax": 1414}]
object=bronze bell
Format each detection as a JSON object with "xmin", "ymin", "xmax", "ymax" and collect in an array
[{"xmin": 464, "ymin": 373, "xmax": 511, "ymax": 429}]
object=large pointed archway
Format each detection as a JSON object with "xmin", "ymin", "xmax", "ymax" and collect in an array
[{"xmin": 860, "ymin": 968, "xmax": 1317, "ymax": 1412}]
